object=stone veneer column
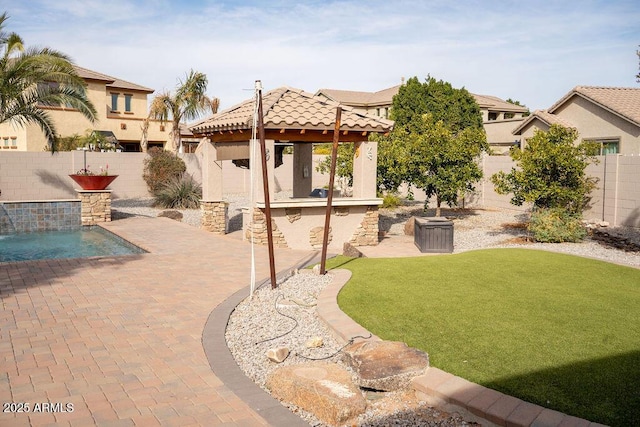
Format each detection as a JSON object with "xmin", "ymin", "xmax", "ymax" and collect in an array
[
  {"xmin": 349, "ymin": 205, "xmax": 379, "ymax": 246},
  {"xmin": 244, "ymin": 207, "xmax": 288, "ymax": 248},
  {"xmin": 77, "ymin": 190, "xmax": 112, "ymax": 226},
  {"xmin": 201, "ymin": 200, "xmax": 228, "ymax": 234}
]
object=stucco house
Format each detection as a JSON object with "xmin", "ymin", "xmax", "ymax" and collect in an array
[
  {"xmin": 512, "ymin": 86, "xmax": 640, "ymax": 155},
  {"xmin": 315, "ymin": 84, "xmax": 529, "ymax": 154},
  {"xmin": 0, "ymin": 66, "xmax": 172, "ymax": 152}
]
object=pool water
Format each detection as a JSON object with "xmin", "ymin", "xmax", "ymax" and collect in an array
[{"xmin": 0, "ymin": 227, "xmax": 146, "ymax": 263}]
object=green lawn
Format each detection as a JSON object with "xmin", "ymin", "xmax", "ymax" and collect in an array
[{"xmin": 328, "ymin": 249, "xmax": 640, "ymax": 426}]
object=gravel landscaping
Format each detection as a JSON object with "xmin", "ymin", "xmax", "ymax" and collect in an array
[{"xmin": 111, "ymin": 195, "xmax": 640, "ymax": 426}]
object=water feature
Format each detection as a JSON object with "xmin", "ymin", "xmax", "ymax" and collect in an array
[{"xmin": 0, "ymin": 203, "xmax": 16, "ymax": 233}]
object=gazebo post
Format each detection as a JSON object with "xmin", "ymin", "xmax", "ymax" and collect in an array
[
  {"xmin": 320, "ymin": 107, "xmax": 342, "ymax": 275},
  {"xmin": 257, "ymin": 87, "xmax": 277, "ymax": 289}
]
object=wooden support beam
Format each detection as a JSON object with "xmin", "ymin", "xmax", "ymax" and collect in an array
[{"xmin": 320, "ymin": 107, "xmax": 342, "ymax": 275}]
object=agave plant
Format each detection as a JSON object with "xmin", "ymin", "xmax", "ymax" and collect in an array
[{"xmin": 153, "ymin": 173, "xmax": 202, "ymax": 209}]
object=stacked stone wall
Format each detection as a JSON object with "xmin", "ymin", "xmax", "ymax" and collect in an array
[
  {"xmin": 201, "ymin": 201, "xmax": 228, "ymax": 234},
  {"xmin": 78, "ymin": 191, "xmax": 111, "ymax": 226},
  {"xmin": 245, "ymin": 208, "xmax": 288, "ymax": 248},
  {"xmin": 349, "ymin": 205, "xmax": 379, "ymax": 246}
]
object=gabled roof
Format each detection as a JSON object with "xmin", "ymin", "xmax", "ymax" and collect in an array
[
  {"xmin": 191, "ymin": 86, "xmax": 394, "ymax": 139},
  {"xmin": 473, "ymin": 94, "xmax": 529, "ymax": 113},
  {"xmin": 549, "ymin": 86, "xmax": 640, "ymax": 127},
  {"xmin": 315, "ymin": 85, "xmax": 401, "ymax": 107},
  {"xmin": 512, "ymin": 110, "xmax": 575, "ymax": 135},
  {"xmin": 316, "ymin": 85, "xmax": 528, "ymax": 113},
  {"xmin": 74, "ymin": 65, "xmax": 154, "ymax": 93}
]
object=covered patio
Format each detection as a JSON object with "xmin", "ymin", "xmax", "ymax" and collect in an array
[{"xmin": 190, "ymin": 86, "xmax": 393, "ymax": 251}]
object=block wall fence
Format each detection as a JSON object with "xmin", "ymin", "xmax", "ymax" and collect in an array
[{"xmin": 1, "ymin": 152, "xmax": 639, "ymax": 227}]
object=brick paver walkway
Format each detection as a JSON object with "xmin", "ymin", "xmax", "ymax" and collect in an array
[{"xmin": 1, "ymin": 217, "xmax": 315, "ymax": 426}]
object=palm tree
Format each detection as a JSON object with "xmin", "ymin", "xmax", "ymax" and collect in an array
[
  {"xmin": 0, "ymin": 12, "xmax": 97, "ymax": 152},
  {"xmin": 148, "ymin": 69, "xmax": 219, "ymax": 153}
]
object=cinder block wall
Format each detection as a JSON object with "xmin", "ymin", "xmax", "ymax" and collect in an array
[
  {"xmin": 0, "ymin": 152, "xmax": 329, "ymax": 201},
  {"xmin": 480, "ymin": 155, "xmax": 640, "ymax": 227},
  {"xmin": 2, "ymin": 152, "xmax": 638, "ymax": 227}
]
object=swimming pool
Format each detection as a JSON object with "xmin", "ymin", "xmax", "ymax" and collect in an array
[{"xmin": 0, "ymin": 227, "xmax": 146, "ymax": 263}]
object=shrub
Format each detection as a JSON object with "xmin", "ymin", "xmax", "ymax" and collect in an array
[
  {"xmin": 381, "ymin": 192, "xmax": 402, "ymax": 208},
  {"xmin": 143, "ymin": 147, "xmax": 186, "ymax": 195},
  {"xmin": 529, "ymin": 208, "xmax": 587, "ymax": 243},
  {"xmin": 153, "ymin": 174, "xmax": 202, "ymax": 209}
]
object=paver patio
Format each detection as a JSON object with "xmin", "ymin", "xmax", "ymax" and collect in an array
[{"xmin": 0, "ymin": 217, "xmax": 315, "ymax": 426}]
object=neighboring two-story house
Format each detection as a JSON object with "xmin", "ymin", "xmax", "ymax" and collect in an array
[
  {"xmin": 0, "ymin": 66, "xmax": 171, "ymax": 152},
  {"xmin": 512, "ymin": 86, "xmax": 640, "ymax": 155},
  {"xmin": 315, "ymin": 85, "xmax": 529, "ymax": 154}
]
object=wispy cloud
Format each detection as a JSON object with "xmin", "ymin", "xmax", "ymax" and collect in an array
[{"xmin": 5, "ymin": 0, "xmax": 640, "ymax": 111}]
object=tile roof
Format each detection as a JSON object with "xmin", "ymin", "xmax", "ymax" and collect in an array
[
  {"xmin": 512, "ymin": 109, "xmax": 575, "ymax": 135},
  {"xmin": 549, "ymin": 86, "xmax": 640, "ymax": 127},
  {"xmin": 472, "ymin": 94, "xmax": 529, "ymax": 112},
  {"xmin": 190, "ymin": 86, "xmax": 394, "ymax": 134},
  {"xmin": 316, "ymin": 85, "xmax": 528, "ymax": 113},
  {"xmin": 316, "ymin": 85, "xmax": 401, "ymax": 106},
  {"xmin": 74, "ymin": 65, "xmax": 154, "ymax": 93}
]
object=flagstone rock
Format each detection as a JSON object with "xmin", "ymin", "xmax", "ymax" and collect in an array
[
  {"xmin": 306, "ymin": 336, "xmax": 324, "ymax": 348},
  {"xmin": 343, "ymin": 340, "xmax": 429, "ymax": 391},
  {"xmin": 266, "ymin": 347, "xmax": 289, "ymax": 363},
  {"xmin": 266, "ymin": 363, "xmax": 367, "ymax": 426}
]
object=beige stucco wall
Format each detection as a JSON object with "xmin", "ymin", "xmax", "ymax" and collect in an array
[
  {"xmin": 518, "ymin": 98, "xmax": 640, "ymax": 155},
  {"xmin": 552, "ymin": 97, "xmax": 640, "ymax": 154},
  {"xmin": 1, "ymin": 78, "xmax": 172, "ymax": 151},
  {"xmin": 483, "ymin": 118, "xmax": 524, "ymax": 154},
  {"xmin": 270, "ymin": 205, "xmax": 368, "ymax": 251}
]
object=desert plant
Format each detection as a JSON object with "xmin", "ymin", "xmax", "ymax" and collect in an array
[
  {"xmin": 381, "ymin": 192, "xmax": 402, "ymax": 208},
  {"xmin": 143, "ymin": 147, "xmax": 186, "ymax": 195},
  {"xmin": 529, "ymin": 207, "xmax": 587, "ymax": 243},
  {"xmin": 153, "ymin": 174, "xmax": 202, "ymax": 209}
]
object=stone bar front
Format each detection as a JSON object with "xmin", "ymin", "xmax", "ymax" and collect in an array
[{"xmin": 242, "ymin": 198, "xmax": 381, "ymax": 251}]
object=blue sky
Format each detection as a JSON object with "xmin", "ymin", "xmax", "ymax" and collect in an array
[{"xmin": 5, "ymin": 0, "xmax": 640, "ymax": 113}]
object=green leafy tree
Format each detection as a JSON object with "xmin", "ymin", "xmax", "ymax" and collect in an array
[
  {"xmin": 391, "ymin": 76, "xmax": 483, "ymax": 133},
  {"xmin": 148, "ymin": 70, "xmax": 219, "ymax": 153},
  {"xmin": 491, "ymin": 124, "xmax": 598, "ymax": 214},
  {"xmin": 379, "ymin": 76, "xmax": 487, "ymax": 213},
  {"xmin": 399, "ymin": 114, "xmax": 487, "ymax": 215},
  {"xmin": 317, "ymin": 75, "xmax": 487, "ymax": 207},
  {"xmin": 0, "ymin": 12, "xmax": 97, "ymax": 152}
]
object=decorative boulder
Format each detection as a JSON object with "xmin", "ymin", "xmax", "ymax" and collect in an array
[
  {"xmin": 343, "ymin": 340, "xmax": 429, "ymax": 391},
  {"xmin": 266, "ymin": 363, "xmax": 366, "ymax": 425},
  {"xmin": 343, "ymin": 242, "xmax": 364, "ymax": 258},
  {"xmin": 404, "ymin": 216, "xmax": 416, "ymax": 235}
]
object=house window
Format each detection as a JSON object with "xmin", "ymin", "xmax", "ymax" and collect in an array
[
  {"xmin": 588, "ymin": 138, "xmax": 619, "ymax": 155},
  {"xmin": 3, "ymin": 137, "xmax": 8, "ymax": 147},
  {"xmin": 488, "ymin": 112, "xmax": 498, "ymax": 121},
  {"xmin": 124, "ymin": 94, "xmax": 132, "ymax": 112},
  {"xmin": 110, "ymin": 93, "xmax": 119, "ymax": 112}
]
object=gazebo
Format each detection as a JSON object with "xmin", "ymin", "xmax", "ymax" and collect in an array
[{"xmin": 190, "ymin": 86, "xmax": 393, "ymax": 251}]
